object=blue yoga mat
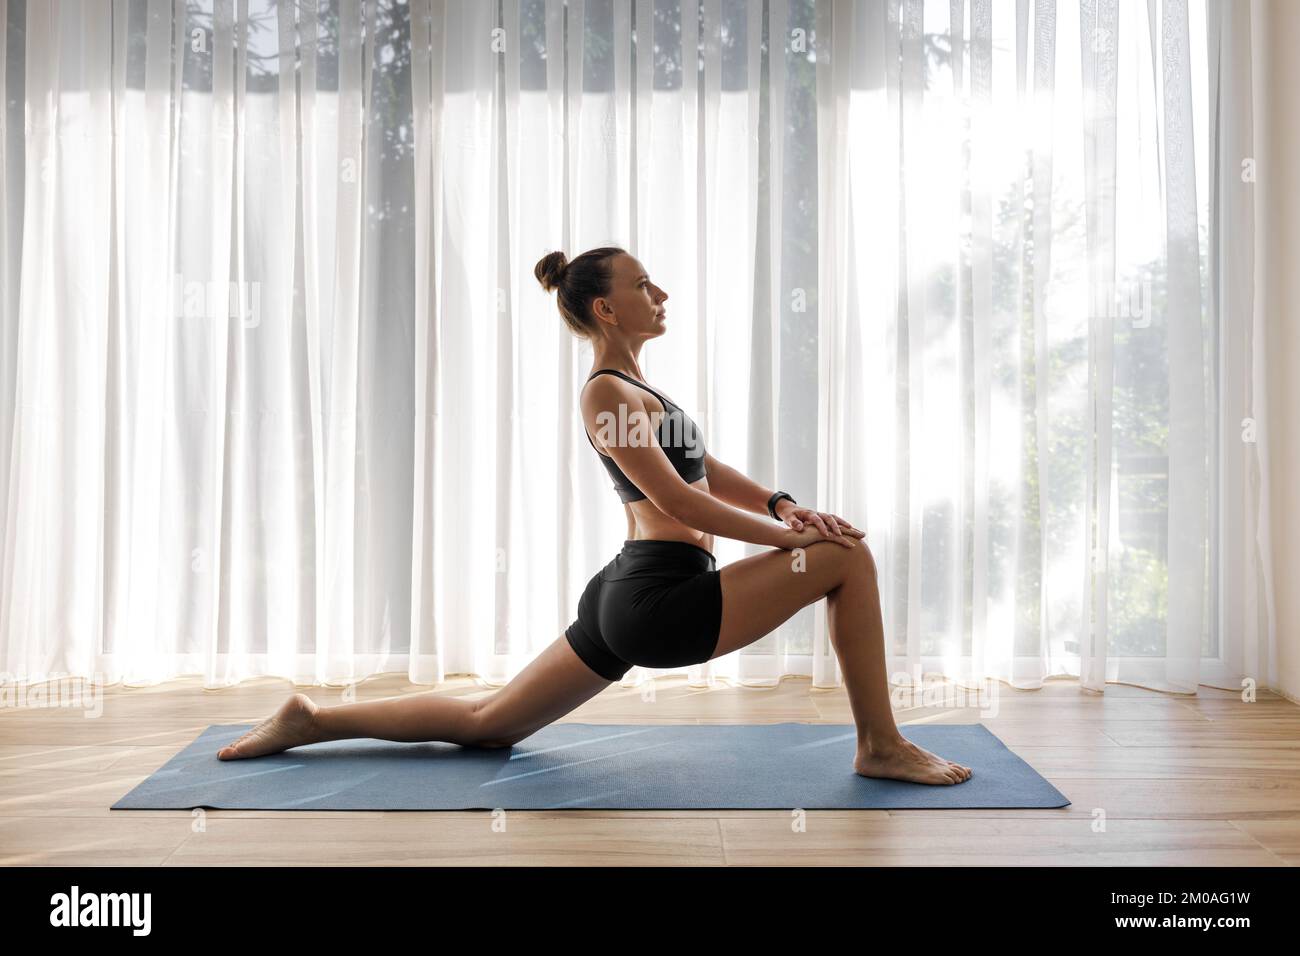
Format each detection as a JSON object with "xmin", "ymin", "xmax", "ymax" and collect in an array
[{"xmin": 111, "ymin": 722, "xmax": 1068, "ymax": 811}]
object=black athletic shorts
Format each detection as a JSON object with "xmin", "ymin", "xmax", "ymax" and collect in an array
[{"xmin": 565, "ymin": 539, "xmax": 724, "ymax": 681}]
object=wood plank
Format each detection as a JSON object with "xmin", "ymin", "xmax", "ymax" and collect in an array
[
  {"xmin": 162, "ymin": 815, "xmax": 726, "ymax": 866},
  {"xmin": 0, "ymin": 675, "xmax": 1295, "ymax": 865},
  {"xmin": 719, "ymin": 817, "xmax": 1286, "ymax": 866}
]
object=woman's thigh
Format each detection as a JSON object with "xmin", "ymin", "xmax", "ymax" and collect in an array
[
  {"xmin": 472, "ymin": 634, "xmax": 614, "ymax": 747},
  {"xmin": 709, "ymin": 539, "xmax": 869, "ymax": 660}
]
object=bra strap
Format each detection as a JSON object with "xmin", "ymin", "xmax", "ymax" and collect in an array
[{"xmin": 586, "ymin": 368, "xmax": 671, "ymax": 408}]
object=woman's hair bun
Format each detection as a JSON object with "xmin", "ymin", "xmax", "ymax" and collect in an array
[
  {"xmin": 534, "ymin": 251, "xmax": 569, "ymax": 292},
  {"xmin": 535, "ymin": 244, "xmax": 626, "ymax": 342}
]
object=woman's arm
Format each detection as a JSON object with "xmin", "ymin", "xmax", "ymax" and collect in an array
[
  {"xmin": 668, "ymin": 485, "xmax": 796, "ymax": 548},
  {"xmin": 702, "ymin": 451, "xmax": 781, "ymax": 516},
  {"xmin": 583, "ymin": 379, "xmax": 795, "ymax": 549},
  {"xmin": 701, "ymin": 450, "xmax": 855, "ymax": 540}
]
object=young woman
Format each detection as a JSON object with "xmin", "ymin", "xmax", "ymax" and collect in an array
[{"xmin": 218, "ymin": 246, "xmax": 971, "ymax": 786}]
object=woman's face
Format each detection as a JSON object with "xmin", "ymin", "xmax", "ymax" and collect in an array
[{"xmin": 594, "ymin": 253, "xmax": 669, "ymax": 337}]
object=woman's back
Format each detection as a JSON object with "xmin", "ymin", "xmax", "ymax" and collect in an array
[{"xmin": 579, "ymin": 368, "xmax": 713, "ymax": 552}]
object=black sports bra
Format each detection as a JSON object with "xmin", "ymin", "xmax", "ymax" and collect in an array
[{"xmin": 581, "ymin": 368, "xmax": 708, "ymax": 503}]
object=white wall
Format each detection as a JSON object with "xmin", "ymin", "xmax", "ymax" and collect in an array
[{"xmin": 1257, "ymin": 0, "xmax": 1299, "ymax": 700}]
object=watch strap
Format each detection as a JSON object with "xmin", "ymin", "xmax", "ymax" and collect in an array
[{"xmin": 767, "ymin": 491, "xmax": 796, "ymax": 520}]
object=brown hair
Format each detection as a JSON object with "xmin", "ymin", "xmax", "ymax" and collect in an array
[{"xmin": 534, "ymin": 246, "xmax": 626, "ymax": 340}]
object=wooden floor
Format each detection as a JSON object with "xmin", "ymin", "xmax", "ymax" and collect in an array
[{"xmin": 1, "ymin": 675, "xmax": 1297, "ymax": 866}]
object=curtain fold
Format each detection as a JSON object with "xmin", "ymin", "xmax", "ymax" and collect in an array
[
  {"xmin": 0, "ymin": 0, "xmax": 1276, "ymax": 701},
  {"xmin": 1208, "ymin": 0, "xmax": 1272, "ymax": 692}
]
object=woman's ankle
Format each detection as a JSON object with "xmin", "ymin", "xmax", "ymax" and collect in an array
[{"xmin": 861, "ymin": 731, "xmax": 906, "ymax": 756}]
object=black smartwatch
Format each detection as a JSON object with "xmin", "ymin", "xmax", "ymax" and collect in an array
[{"xmin": 767, "ymin": 491, "xmax": 796, "ymax": 521}]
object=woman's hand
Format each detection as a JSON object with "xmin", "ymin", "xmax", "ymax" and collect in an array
[{"xmin": 776, "ymin": 501, "xmax": 864, "ymax": 549}]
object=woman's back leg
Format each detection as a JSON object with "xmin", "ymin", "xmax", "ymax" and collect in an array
[
  {"xmin": 217, "ymin": 635, "xmax": 611, "ymax": 759},
  {"xmin": 470, "ymin": 634, "xmax": 614, "ymax": 747}
]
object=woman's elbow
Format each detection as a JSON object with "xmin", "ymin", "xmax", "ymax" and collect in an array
[{"xmin": 653, "ymin": 486, "xmax": 699, "ymax": 524}]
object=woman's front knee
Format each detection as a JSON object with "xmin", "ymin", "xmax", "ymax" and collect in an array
[
  {"xmin": 812, "ymin": 536, "xmax": 875, "ymax": 579},
  {"xmin": 853, "ymin": 537, "xmax": 877, "ymax": 578}
]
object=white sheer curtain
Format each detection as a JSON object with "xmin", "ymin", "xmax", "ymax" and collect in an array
[
  {"xmin": 0, "ymin": 0, "xmax": 1275, "ymax": 698},
  {"xmin": 814, "ymin": 0, "xmax": 1271, "ymax": 694}
]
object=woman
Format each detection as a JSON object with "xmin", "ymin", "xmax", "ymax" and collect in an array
[{"xmin": 218, "ymin": 246, "xmax": 971, "ymax": 786}]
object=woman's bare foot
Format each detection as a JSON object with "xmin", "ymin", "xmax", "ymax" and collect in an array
[
  {"xmin": 854, "ymin": 736, "xmax": 973, "ymax": 785},
  {"xmin": 217, "ymin": 693, "xmax": 321, "ymax": 760}
]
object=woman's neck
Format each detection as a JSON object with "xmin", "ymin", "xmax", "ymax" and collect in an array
[{"xmin": 591, "ymin": 346, "xmax": 646, "ymax": 381}]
